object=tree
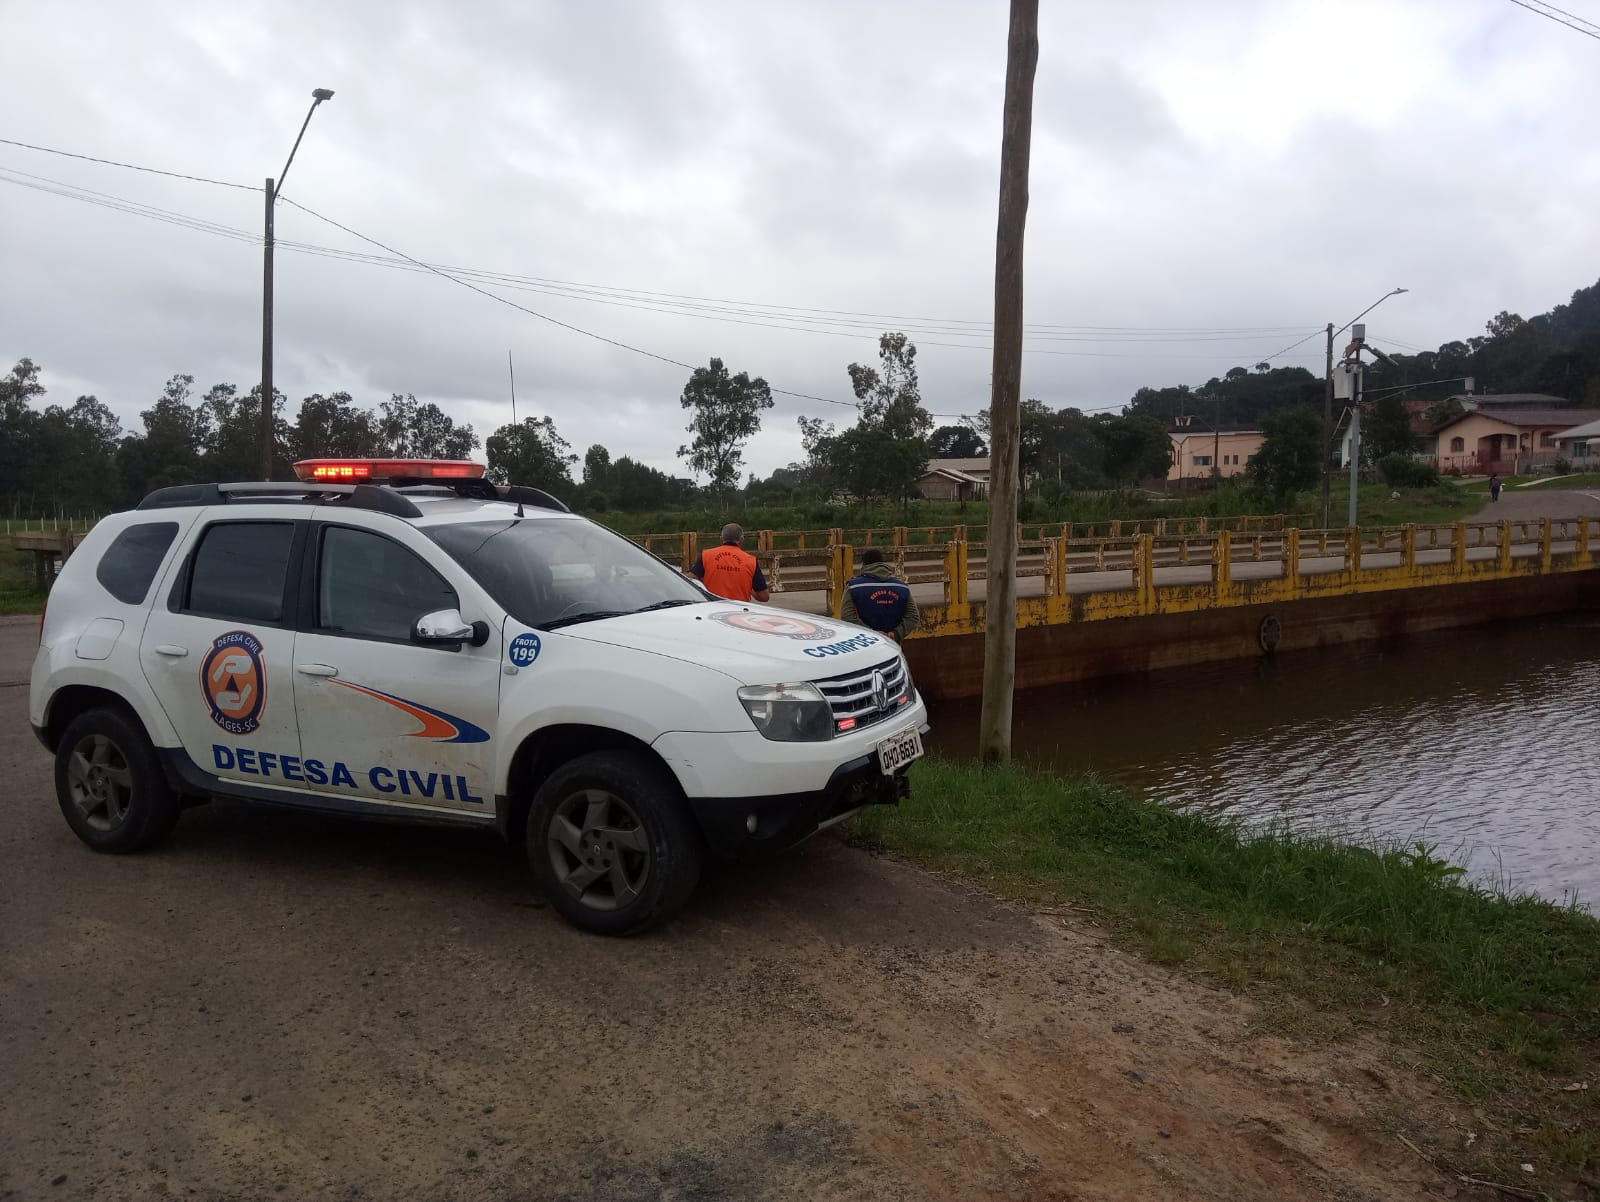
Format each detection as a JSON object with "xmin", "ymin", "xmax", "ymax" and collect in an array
[
  {"xmin": 1366, "ymin": 394, "xmax": 1420, "ymax": 462},
  {"xmin": 378, "ymin": 393, "xmax": 478, "ymax": 459},
  {"xmin": 1248, "ymin": 405, "xmax": 1323, "ymax": 499},
  {"xmin": 295, "ymin": 392, "xmax": 381, "ymax": 459},
  {"xmin": 1094, "ymin": 413, "xmax": 1172, "ymax": 484},
  {"xmin": 0, "ymin": 359, "xmax": 46, "ymax": 513},
  {"xmin": 27, "ymin": 395, "xmax": 123, "ymax": 514},
  {"xmin": 1424, "ymin": 396, "xmax": 1465, "ymax": 428},
  {"xmin": 929, "ymin": 424, "xmax": 986, "ymax": 458},
  {"xmin": 119, "ymin": 374, "xmax": 211, "ymax": 498},
  {"xmin": 202, "ymin": 384, "xmax": 292, "ymax": 482},
  {"xmin": 485, "ymin": 415, "xmax": 577, "ymax": 496},
  {"xmin": 609, "ymin": 456, "xmax": 694, "ymax": 511},
  {"xmin": 677, "ymin": 358, "xmax": 773, "ymax": 506},
  {"xmin": 582, "ymin": 443, "xmax": 612, "ymax": 486},
  {"xmin": 832, "ymin": 333, "xmax": 933, "ymax": 505}
]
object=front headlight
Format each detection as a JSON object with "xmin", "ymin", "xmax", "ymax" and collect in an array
[{"xmin": 737, "ymin": 682, "xmax": 833, "ymax": 742}]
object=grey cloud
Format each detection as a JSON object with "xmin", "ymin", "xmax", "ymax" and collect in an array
[{"xmin": 3, "ymin": 0, "xmax": 1600, "ymax": 481}]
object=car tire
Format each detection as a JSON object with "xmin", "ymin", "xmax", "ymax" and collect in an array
[
  {"xmin": 527, "ymin": 750, "xmax": 702, "ymax": 936},
  {"xmin": 54, "ymin": 708, "xmax": 182, "ymax": 854}
]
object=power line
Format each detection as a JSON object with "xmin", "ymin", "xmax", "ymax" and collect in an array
[
  {"xmin": 275, "ymin": 194, "xmax": 872, "ymax": 413},
  {"xmin": 0, "ymin": 167, "xmax": 260, "ymax": 243},
  {"xmin": 0, "ymin": 161, "xmax": 1325, "ymax": 423},
  {"xmin": 0, "ymin": 136, "xmax": 1322, "ymax": 337},
  {"xmin": 1506, "ymin": 0, "xmax": 1600, "ymax": 40},
  {"xmin": 1258, "ymin": 325, "xmax": 1328, "ymax": 362},
  {"xmin": 0, "ymin": 136, "xmax": 256, "ymax": 190}
]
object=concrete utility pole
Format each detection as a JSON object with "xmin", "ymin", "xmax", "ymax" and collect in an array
[
  {"xmin": 260, "ymin": 87, "xmax": 335, "ymax": 480},
  {"xmin": 1321, "ymin": 322, "xmax": 1334, "ymax": 528},
  {"xmin": 1329, "ymin": 288, "xmax": 1408, "ymax": 528},
  {"xmin": 1347, "ymin": 346, "xmax": 1363, "ymax": 527},
  {"xmin": 978, "ymin": 0, "xmax": 1039, "ymax": 765}
]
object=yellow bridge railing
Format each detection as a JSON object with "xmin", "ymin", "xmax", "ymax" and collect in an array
[{"xmin": 646, "ymin": 517, "xmax": 1595, "ymax": 639}]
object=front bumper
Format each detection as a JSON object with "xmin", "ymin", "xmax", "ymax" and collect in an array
[{"xmin": 685, "ymin": 727, "xmax": 924, "ymax": 856}]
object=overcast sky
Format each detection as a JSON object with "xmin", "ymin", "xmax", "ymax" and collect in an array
[{"xmin": 4, "ymin": 0, "xmax": 1599, "ymax": 479}]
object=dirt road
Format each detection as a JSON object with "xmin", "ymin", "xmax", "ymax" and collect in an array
[{"xmin": 0, "ymin": 615, "xmax": 1466, "ymax": 1201}]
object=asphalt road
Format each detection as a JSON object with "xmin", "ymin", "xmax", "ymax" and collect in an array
[{"xmin": 0, "ymin": 617, "xmax": 1467, "ymax": 1201}]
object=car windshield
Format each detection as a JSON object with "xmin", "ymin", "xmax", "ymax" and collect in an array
[{"xmin": 425, "ymin": 518, "xmax": 706, "ymax": 630}]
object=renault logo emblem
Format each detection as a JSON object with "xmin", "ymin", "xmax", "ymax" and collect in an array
[{"xmin": 871, "ymin": 669, "xmax": 890, "ymax": 712}]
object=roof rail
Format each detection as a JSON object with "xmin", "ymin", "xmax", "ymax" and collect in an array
[
  {"xmin": 138, "ymin": 481, "xmax": 350, "ymax": 510},
  {"xmin": 388, "ymin": 476, "xmax": 570, "ymax": 513},
  {"xmin": 338, "ymin": 484, "xmax": 423, "ymax": 518},
  {"xmin": 137, "ymin": 477, "xmax": 567, "ymax": 518}
]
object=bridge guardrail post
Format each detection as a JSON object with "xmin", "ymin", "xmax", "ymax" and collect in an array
[
  {"xmin": 1213, "ymin": 530, "xmax": 1232, "ymax": 600},
  {"xmin": 1578, "ymin": 518, "xmax": 1593, "ymax": 571},
  {"xmin": 1452, "ymin": 522, "xmax": 1467, "ymax": 575},
  {"xmin": 1346, "ymin": 527, "xmax": 1361, "ymax": 578},
  {"xmin": 1284, "ymin": 527, "xmax": 1300, "ymax": 594},
  {"xmin": 1539, "ymin": 518, "xmax": 1553, "ymax": 574},
  {"xmin": 828, "ymin": 542, "xmax": 852, "ymax": 617},
  {"xmin": 758, "ymin": 529, "xmax": 774, "ymax": 552},
  {"xmin": 1137, "ymin": 534, "xmax": 1155, "ymax": 613},
  {"xmin": 1402, "ymin": 525, "xmax": 1417, "ymax": 579},
  {"xmin": 682, "ymin": 532, "xmax": 698, "ymax": 573},
  {"xmin": 948, "ymin": 540, "xmax": 970, "ymax": 607},
  {"xmin": 1498, "ymin": 521, "xmax": 1513, "ymax": 574}
]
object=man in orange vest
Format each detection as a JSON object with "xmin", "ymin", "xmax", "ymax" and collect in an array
[{"xmin": 690, "ymin": 523, "xmax": 770, "ymax": 602}]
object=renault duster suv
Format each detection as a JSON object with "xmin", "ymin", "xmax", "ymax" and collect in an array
[{"xmin": 30, "ymin": 459, "xmax": 927, "ymax": 934}]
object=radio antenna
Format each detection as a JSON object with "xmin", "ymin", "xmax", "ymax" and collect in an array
[{"xmin": 508, "ymin": 349, "xmax": 518, "ymax": 426}]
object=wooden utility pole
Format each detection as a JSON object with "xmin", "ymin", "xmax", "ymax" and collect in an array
[
  {"xmin": 978, "ymin": 0, "xmax": 1039, "ymax": 765},
  {"xmin": 259, "ymin": 176, "xmax": 276, "ymax": 480}
]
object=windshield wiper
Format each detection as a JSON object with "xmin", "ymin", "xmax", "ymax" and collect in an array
[
  {"xmin": 633, "ymin": 599, "xmax": 698, "ymax": 613},
  {"xmin": 537, "ymin": 610, "xmax": 629, "ymax": 631}
]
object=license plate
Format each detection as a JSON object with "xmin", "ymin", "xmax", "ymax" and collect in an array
[{"xmin": 877, "ymin": 726, "xmax": 924, "ymax": 775}]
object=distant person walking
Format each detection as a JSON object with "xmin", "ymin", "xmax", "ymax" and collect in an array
[
  {"xmin": 841, "ymin": 548, "xmax": 920, "ymax": 643},
  {"xmin": 1490, "ymin": 473, "xmax": 1503, "ymax": 502},
  {"xmin": 690, "ymin": 523, "xmax": 770, "ymax": 602}
]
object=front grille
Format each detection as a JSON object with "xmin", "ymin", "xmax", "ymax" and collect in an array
[{"xmin": 814, "ymin": 656, "xmax": 912, "ymax": 734}]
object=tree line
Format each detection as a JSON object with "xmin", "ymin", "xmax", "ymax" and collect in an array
[
  {"xmin": 10, "ymin": 274, "xmax": 1599, "ymax": 518},
  {"xmin": 0, "ymin": 358, "xmax": 693, "ymax": 517}
]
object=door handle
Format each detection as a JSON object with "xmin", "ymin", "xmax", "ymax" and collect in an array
[
  {"xmin": 154, "ymin": 645, "xmax": 188, "ymax": 658},
  {"xmin": 296, "ymin": 663, "xmax": 339, "ymax": 678}
]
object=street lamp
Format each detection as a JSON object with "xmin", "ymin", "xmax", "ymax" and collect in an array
[
  {"xmin": 1321, "ymin": 287, "xmax": 1408, "ymax": 528},
  {"xmin": 259, "ymin": 87, "xmax": 335, "ymax": 479}
]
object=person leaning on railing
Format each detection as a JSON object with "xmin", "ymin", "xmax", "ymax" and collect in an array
[{"xmin": 840, "ymin": 548, "xmax": 920, "ymax": 643}]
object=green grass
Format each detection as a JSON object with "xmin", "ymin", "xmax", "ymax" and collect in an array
[
  {"xmin": 0, "ymin": 547, "xmax": 47, "ymax": 615},
  {"xmin": 1516, "ymin": 472, "xmax": 1600, "ymax": 491},
  {"xmin": 850, "ymin": 760, "xmax": 1600, "ymax": 1183},
  {"xmin": 1328, "ymin": 480, "xmax": 1483, "ymax": 526}
]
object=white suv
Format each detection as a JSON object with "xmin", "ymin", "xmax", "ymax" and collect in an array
[{"xmin": 29, "ymin": 459, "xmax": 927, "ymax": 934}]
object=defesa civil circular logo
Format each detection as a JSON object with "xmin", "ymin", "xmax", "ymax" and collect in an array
[
  {"xmin": 709, "ymin": 611, "xmax": 836, "ymax": 642},
  {"xmin": 200, "ymin": 630, "xmax": 267, "ymax": 736}
]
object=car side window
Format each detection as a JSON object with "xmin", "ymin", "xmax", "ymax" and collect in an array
[
  {"xmin": 184, "ymin": 521, "xmax": 296, "ymax": 623},
  {"xmin": 318, "ymin": 525, "xmax": 459, "ymax": 642},
  {"xmin": 96, "ymin": 522, "xmax": 179, "ymax": 605}
]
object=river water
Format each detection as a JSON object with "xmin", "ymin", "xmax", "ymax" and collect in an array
[{"xmin": 926, "ymin": 616, "xmax": 1600, "ymax": 908}]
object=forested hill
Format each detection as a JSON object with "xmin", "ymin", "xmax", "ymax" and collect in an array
[{"xmin": 1124, "ymin": 275, "xmax": 1600, "ymax": 429}]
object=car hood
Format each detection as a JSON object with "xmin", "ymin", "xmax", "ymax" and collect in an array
[{"xmin": 556, "ymin": 603, "xmax": 896, "ymax": 684}]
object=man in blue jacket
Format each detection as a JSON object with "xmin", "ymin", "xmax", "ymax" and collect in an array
[{"xmin": 840, "ymin": 548, "xmax": 921, "ymax": 643}]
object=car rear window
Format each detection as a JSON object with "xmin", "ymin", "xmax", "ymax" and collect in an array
[
  {"xmin": 185, "ymin": 521, "xmax": 296, "ymax": 623},
  {"xmin": 95, "ymin": 522, "xmax": 179, "ymax": 605}
]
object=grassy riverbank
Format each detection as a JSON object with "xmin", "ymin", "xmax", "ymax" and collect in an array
[{"xmin": 850, "ymin": 760, "xmax": 1600, "ymax": 1182}]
